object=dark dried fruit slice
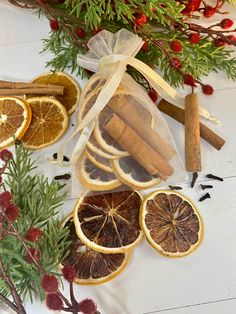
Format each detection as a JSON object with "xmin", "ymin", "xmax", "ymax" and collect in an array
[
  {"xmin": 73, "ymin": 191, "xmax": 143, "ymax": 253},
  {"xmin": 60, "ymin": 215, "xmax": 129, "ymax": 285},
  {"xmin": 76, "ymin": 155, "xmax": 121, "ymax": 191},
  {"xmin": 111, "ymin": 156, "xmax": 161, "ymax": 189},
  {"xmin": 141, "ymin": 190, "xmax": 203, "ymax": 257}
]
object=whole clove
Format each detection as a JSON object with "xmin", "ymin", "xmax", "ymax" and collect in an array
[
  {"xmin": 206, "ymin": 174, "xmax": 224, "ymax": 181},
  {"xmin": 54, "ymin": 173, "xmax": 71, "ymax": 180},
  {"xmin": 169, "ymin": 185, "xmax": 182, "ymax": 190},
  {"xmin": 199, "ymin": 193, "xmax": 211, "ymax": 202},
  {"xmin": 200, "ymin": 184, "xmax": 213, "ymax": 190},
  {"xmin": 53, "ymin": 153, "xmax": 69, "ymax": 162},
  {"xmin": 191, "ymin": 172, "xmax": 198, "ymax": 188}
]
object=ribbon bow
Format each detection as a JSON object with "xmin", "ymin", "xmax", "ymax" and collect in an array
[{"xmin": 56, "ymin": 29, "xmax": 218, "ymax": 166}]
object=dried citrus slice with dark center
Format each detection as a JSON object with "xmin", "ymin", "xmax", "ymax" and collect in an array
[
  {"xmin": 0, "ymin": 97, "xmax": 32, "ymax": 148},
  {"xmin": 32, "ymin": 72, "xmax": 80, "ymax": 115},
  {"xmin": 73, "ymin": 191, "xmax": 143, "ymax": 253},
  {"xmin": 76, "ymin": 155, "xmax": 121, "ymax": 191},
  {"xmin": 60, "ymin": 215, "xmax": 129, "ymax": 285},
  {"xmin": 86, "ymin": 133, "xmax": 118, "ymax": 160},
  {"xmin": 22, "ymin": 97, "xmax": 68, "ymax": 149},
  {"xmin": 141, "ymin": 190, "xmax": 203, "ymax": 257},
  {"xmin": 111, "ymin": 156, "xmax": 161, "ymax": 189},
  {"xmin": 85, "ymin": 148, "xmax": 112, "ymax": 173}
]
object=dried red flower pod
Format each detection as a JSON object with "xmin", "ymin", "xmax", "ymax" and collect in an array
[
  {"xmin": 170, "ymin": 40, "xmax": 182, "ymax": 52},
  {"xmin": 220, "ymin": 18, "xmax": 234, "ymax": 29},
  {"xmin": 76, "ymin": 299, "xmax": 97, "ymax": 314},
  {"xmin": 41, "ymin": 274, "xmax": 59, "ymax": 293},
  {"xmin": 62, "ymin": 265, "xmax": 77, "ymax": 282},
  {"xmin": 0, "ymin": 191, "xmax": 12, "ymax": 208},
  {"xmin": 0, "ymin": 149, "xmax": 13, "ymax": 162},
  {"xmin": 25, "ymin": 228, "xmax": 42, "ymax": 242},
  {"xmin": 202, "ymin": 84, "xmax": 214, "ymax": 95},
  {"xmin": 46, "ymin": 294, "xmax": 63, "ymax": 311},
  {"xmin": 50, "ymin": 19, "xmax": 60, "ymax": 31},
  {"xmin": 5, "ymin": 204, "xmax": 19, "ymax": 222}
]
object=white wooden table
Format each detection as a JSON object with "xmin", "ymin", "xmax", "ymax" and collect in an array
[{"xmin": 1, "ymin": 1, "xmax": 236, "ymax": 313}]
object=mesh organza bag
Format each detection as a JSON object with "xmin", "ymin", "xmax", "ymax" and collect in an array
[{"xmin": 57, "ymin": 29, "xmax": 204, "ymax": 195}]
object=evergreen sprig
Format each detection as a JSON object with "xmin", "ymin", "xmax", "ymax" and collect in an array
[{"xmin": 0, "ymin": 143, "xmax": 70, "ymax": 302}]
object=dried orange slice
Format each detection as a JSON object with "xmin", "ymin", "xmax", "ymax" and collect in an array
[
  {"xmin": 32, "ymin": 72, "xmax": 80, "ymax": 115},
  {"xmin": 111, "ymin": 156, "xmax": 161, "ymax": 189},
  {"xmin": 85, "ymin": 148, "xmax": 112, "ymax": 173},
  {"xmin": 21, "ymin": 97, "xmax": 68, "ymax": 149},
  {"xmin": 0, "ymin": 97, "xmax": 32, "ymax": 149},
  {"xmin": 60, "ymin": 214, "xmax": 130, "ymax": 285},
  {"xmin": 73, "ymin": 191, "xmax": 143, "ymax": 253},
  {"xmin": 141, "ymin": 190, "xmax": 203, "ymax": 258},
  {"xmin": 76, "ymin": 155, "xmax": 121, "ymax": 191}
]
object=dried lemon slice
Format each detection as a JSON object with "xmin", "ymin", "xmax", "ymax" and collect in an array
[
  {"xmin": 86, "ymin": 133, "xmax": 118, "ymax": 160},
  {"xmin": 111, "ymin": 156, "xmax": 161, "ymax": 189},
  {"xmin": 21, "ymin": 97, "xmax": 68, "ymax": 149},
  {"xmin": 73, "ymin": 191, "xmax": 143, "ymax": 254},
  {"xmin": 85, "ymin": 147, "xmax": 112, "ymax": 173},
  {"xmin": 141, "ymin": 190, "xmax": 203, "ymax": 258},
  {"xmin": 0, "ymin": 97, "xmax": 32, "ymax": 148},
  {"xmin": 32, "ymin": 72, "xmax": 80, "ymax": 115},
  {"xmin": 60, "ymin": 214, "xmax": 130, "ymax": 285},
  {"xmin": 76, "ymin": 155, "xmax": 121, "ymax": 191}
]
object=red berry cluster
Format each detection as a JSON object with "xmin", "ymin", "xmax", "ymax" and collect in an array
[{"xmin": 134, "ymin": 13, "xmax": 148, "ymax": 27}]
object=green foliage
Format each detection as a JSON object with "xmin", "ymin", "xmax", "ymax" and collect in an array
[{"xmin": 0, "ymin": 144, "xmax": 70, "ymax": 301}]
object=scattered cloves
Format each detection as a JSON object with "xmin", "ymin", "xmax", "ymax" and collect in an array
[
  {"xmin": 54, "ymin": 173, "xmax": 71, "ymax": 181},
  {"xmin": 206, "ymin": 174, "xmax": 224, "ymax": 181},
  {"xmin": 200, "ymin": 184, "xmax": 213, "ymax": 190},
  {"xmin": 53, "ymin": 153, "xmax": 69, "ymax": 162},
  {"xmin": 191, "ymin": 172, "xmax": 198, "ymax": 188},
  {"xmin": 199, "ymin": 193, "xmax": 211, "ymax": 202},
  {"xmin": 169, "ymin": 185, "xmax": 182, "ymax": 190}
]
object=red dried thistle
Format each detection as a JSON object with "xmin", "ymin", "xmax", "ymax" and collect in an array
[
  {"xmin": 170, "ymin": 40, "xmax": 182, "ymax": 52},
  {"xmin": 202, "ymin": 84, "xmax": 214, "ymax": 95},
  {"xmin": 41, "ymin": 274, "xmax": 59, "ymax": 293},
  {"xmin": 46, "ymin": 293, "xmax": 63, "ymax": 311},
  {"xmin": 76, "ymin": 299, "xmax": 97, "ymax": 314},
  {"xmin": 5, "ymin": 204, "xmax": 19, "ymax": 222},
  {"xmin": 0, "ymin": 149, "xmax": 13, "ymax": 162},
  {"xmin": 220, "ymin": 18, "xmax": 234, "ymax": 29},
  {"xmin": 62, "ymin": 265, "xmax": 77, "ymax": 282},
  {"xmin": 25, "ymin": 228, "xmax": 42, "ymax": 242}
]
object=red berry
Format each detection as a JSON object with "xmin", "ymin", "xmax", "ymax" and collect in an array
[
  {"xmin": 25, "ymin": 248, "xmax": 40, "ymax": 263},
  {"xmin": 227, "ymin": 35, "xmax": 236, "ymax": 43},
  {"xmin": 92, "ymin": 27, "xmax": 103, "ymax": 35},
  {"xmin": 203, "ymin": 6, "xmax": 216, "ymax": 18},
  {"xmin": 0, "ymin": 149, "xmax": 13, "ymax": 162},
  {"xmin": 171, "ymin": 57, "xmax": 182, "ymax": 69},
  {"xmin": 202, "ymin": 84, "xmax": 214, "ymax": 95},
  {"xmin": 181, "ymin": 0, "xmax": 201, "ymax": 14},
  {"xmin": 41, "ymin": 274, "xmax": 59, "ymax": 293},
  {"xmin": 134, "ymin": 14, "xmax": 148, "ymax": 27},
  {"xmin": 77, "ymin": 299, "xmax": 97, "ymax": 314},
  {"xmin": 189, "ymin": 33, "xmax": 200, "ymax": 44},
  {"xmin": 170, "ymin": 40, "xmax": 182, "ymax": 52},
  {"xmin": 141, "ymin": 41, "xmax": 149, "ymax": 52},
  {"xmin": 49, "ymin": 20, "xmax": 60, "ymax": 32},
  {"xmin": 46, "ymin": 294, "xmax": 63, "ymax": 311},
  {"xmin": 220, "ymin": 18, "xmax": 234, "ymax": 29},
  {"xmin": 0, "ymin": 191, "xmax": 12, "ymax": 208},
  {"xmin": 214, "ymin": 38, "xmax": 225, "ymax": 47},
  {"xmin": 75, "ymin": 28, "xmax": 86, "ymax": 38},
  {"xmin": 148, "ymin": 89, "xmax": 158, "ymax": 102},
  {"xmin": 62, "ymin": 265, "xmax": 77, "ymax": 282},
  {"xmin": 183, "ymin": 74, "xmax": 196, "ymax": 87},
  {"xmin": 5, "ymin": 204, "xmax": 19, "ymax": 222},
  {"xmin": 25, "ymin": 228, "xmax": 42, "ymax": 242}
]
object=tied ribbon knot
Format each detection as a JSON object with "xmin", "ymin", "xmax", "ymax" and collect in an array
[{"xmin": 55, "ymin": 29, "xmax": 219, "ymax": 166}]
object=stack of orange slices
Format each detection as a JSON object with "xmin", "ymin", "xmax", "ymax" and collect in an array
[
  {"xmin": 60, "ymin": 189, "xmax": 203, "ymax": 285},
  {"xmin": 0, "ymin": 72, "xmax": 80, "ymax": 150}
]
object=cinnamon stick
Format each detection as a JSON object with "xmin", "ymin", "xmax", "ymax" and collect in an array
[
  {"xmin": 0, "ymin": 80, "xmax": 64, "ymax": 96},
  {"xmin": 107, "ymin": 96, "xmax": 176, "ymax": 160},
  {"xmin": 185, "ymin": 93, "xmax": 201, "ymax": 172},
  {"xmin": 104, "ymin": 113, "xmax": 174, "ymax": 180},
  {"xmin": 158, "ymin": 100, "xmax": 225, "ymax": 150}
]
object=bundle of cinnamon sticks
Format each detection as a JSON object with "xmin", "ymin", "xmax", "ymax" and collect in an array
[
  {"xmin": 0, "ymin": 80, "xmax": 64, "ymax": 96},
  {"xmin": 103, "ymin": 96, "xmax": 176, "ymax": 181}
]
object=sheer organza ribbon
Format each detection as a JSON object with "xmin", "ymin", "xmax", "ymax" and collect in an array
[{"xmin": 55, "ymin": 29, "xmax": 219, "ymax": 166}]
